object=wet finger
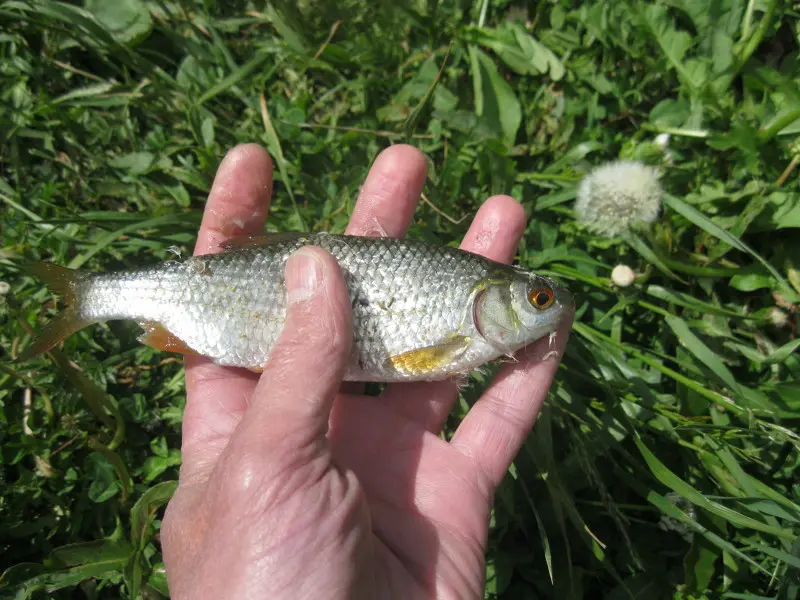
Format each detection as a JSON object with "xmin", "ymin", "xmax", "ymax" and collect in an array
[
  {"xmin": 193, "ymin": 144, "xmax": 273, "ymax": 255},
  {"xmin": 345, "ymin": 144, "xmax": 427, "ymax": 238}
]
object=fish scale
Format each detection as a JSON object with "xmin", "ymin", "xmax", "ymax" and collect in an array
[{"xmin": 18, "ymin": 233, "xmax": 573, "ymax": 382}]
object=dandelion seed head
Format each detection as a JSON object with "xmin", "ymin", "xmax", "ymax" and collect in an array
[{"xmin": 575, "ymin": 160, "xmax": 663, "ymax": 238}]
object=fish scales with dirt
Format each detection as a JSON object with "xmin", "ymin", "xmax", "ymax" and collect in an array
[{"xmin": 18, "ymin": 233, "xmax": 573, "ymax": 382}]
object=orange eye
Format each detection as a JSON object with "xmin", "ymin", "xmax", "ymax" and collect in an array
[{"xmin": 528, "ymin": 287, "xmax": 554, "ymax": 310}]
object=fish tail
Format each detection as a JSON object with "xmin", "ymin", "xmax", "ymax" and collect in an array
[{"xmin": 16, "ymin": 262, "xmax": 91, "ymax": 362}]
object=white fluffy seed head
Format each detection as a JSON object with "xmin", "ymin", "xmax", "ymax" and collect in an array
[
  {"xmin": 575, "ymin": 160, "xmax": 663, "ymax": 238},
  {"xmin": 611, "ymin": 264, "xmax": 636, "ymax": 288},
  {"xmin": 0, "ymin": 281, "xmax": 9, "ymax": 296}
]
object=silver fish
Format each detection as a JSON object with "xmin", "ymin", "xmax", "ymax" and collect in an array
[{"xmin": 18, "ymin": 232, "xmax": 573, "ymax": 382}]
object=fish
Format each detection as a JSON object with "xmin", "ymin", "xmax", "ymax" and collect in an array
[{"xmin": 16, "ymin": 232, "xmax": 573, "ymax": 382}]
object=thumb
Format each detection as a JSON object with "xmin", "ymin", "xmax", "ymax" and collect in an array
[{"xmin": 243, "ymin": 246, "xmax": 352, "ymax": 442}]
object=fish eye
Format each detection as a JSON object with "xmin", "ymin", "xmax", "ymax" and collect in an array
[{"xmin": 528, "ymin": 287, "xmax": 554, "ymax": 310}]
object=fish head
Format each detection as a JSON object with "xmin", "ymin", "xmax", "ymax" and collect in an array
[{"xmin": 473, "ymin": 269, "xmax": 573, "ymax": 353}]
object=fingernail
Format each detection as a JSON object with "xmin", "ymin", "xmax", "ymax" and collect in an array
[{"xmin": 286, "ymin": 248, "xmax": 323, "ymax": 304}]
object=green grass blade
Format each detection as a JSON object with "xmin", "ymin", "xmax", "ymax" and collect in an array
[
  {"xmin": 197, "ymin": 51, "xmax": 274, "ymax": 106},
  {"xmin": 626, "ymin": 233, "xmax": 684, "ymax": 282},
  {"xmin": 66, "ymin": 215, "xmax": 188, "ymax": 270},
  {"xmin": 646, "ymin": 285, "xmax": 764, "ymax": 320},
  {"xmin": 665, "ymin": 315, "xmax": 741, "ymax": 395},
  {"xmin": 635, "ymin": 437, "xmax": 796, "ymax": 540},
  {"xmin": 664, "ymin": 194, "xmax": 793, "ymax": 296}
]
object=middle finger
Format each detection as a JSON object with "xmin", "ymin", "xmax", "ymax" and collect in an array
[
  {"xmin": 379, "ymin": 195, "xmax": 527, "ymax": 432},
  {"xmin": 339, "ymin": 144, "xmax": 427, "ymax": 394},
  {"xmin": 345, "ymin": 144, "xmax": 427, "ymax": 237}
]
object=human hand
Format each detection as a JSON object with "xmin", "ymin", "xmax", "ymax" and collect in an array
[{"xmin": 161, "ymin": 144, "xmax": 574, "ymax": 599}]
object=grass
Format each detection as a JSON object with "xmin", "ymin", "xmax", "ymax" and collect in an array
[{"xmin": 1, "ymin": 0, "xmax": 799, "ymax": 598}]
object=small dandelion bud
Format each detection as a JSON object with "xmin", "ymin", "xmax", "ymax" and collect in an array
[
  {"xmin": 575, "ymin": 160, "xmax": 663, "ymax": 238},
  {"xmin": 0, "ymin": 281, "xmax": 9, "ymax": 296},
  {"xmin": 611, "ymin": 264, "xmax": 636, "ymax": 287},
  {"xmin": 769, "ymin": 307, "xmax": 789, "ymax": 327}
]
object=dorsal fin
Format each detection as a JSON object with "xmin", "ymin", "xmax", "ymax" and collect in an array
[{"xmin": 219, "ymin": 232, "xmax": 312, "ymax": 251}]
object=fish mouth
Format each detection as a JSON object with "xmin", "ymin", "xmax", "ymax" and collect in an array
[
  {"xmin": 557, "ymin": 287, "xmax": 575, "ymax": 312},
  {"xmin": 554, "ymin": 286, "xmax": 575, "ymax": 325}
]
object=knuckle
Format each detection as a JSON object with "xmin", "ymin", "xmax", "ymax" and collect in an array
[{"xmin": 218, "ymin": 447, "xmax": 271, "ymax": 500}]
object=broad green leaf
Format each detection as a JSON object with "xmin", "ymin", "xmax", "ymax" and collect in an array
[
  {"xmin": 142, "ymin": 450, "xmax": 181, "ymax": 482},
  {"xmin": 147, "ymin": 566, "xmax": 169, "ymax": 596},
  {"xmin": 130, "ymin": 481, "xmax": 178, "ymax": 551},
  {"xmin": 769, "ymin": 191, "xmax": 800, "ymax": 229},
  {"xmin": 0, "ymin": 541, "xmax": 132, "ymax": 595},
  {"xmin": 684, "ymin": 535, "xmax": 718, "ymax": 594},
  {"xmin": 0, "ymin": 563, "xmax": 45, "ymax": 588},
  {"xmin": 468, "ymin": 46, "xmax": 522, "ymax": 149},
  {"xmin": 637, "ymin": 4, "xmax": 700, "ymax": 90},
  {"xmin": 88, "ymin": 441, "xmax": 133, "ymax": 503},
  {"xmin": 51, "ymin": 540, "xmax": 134, "ymax": 568},
  {"xmin": 108, "ymin": 151, "xmax": 155, "ymax": 174},
  {"xmin": 511, "ymin": 23, "xmax": 564, "ymax": 80},
  {"xmin": 7, "ymin": 1, "xmax": 142, "ymax": 67},
  {"xmin": 730, "ymin": 273, "xmax": 774, "ymax": 291},
  {"xmin": 84, "ymin": 0, "xmax": 152, "ymax": 44},
  {"xmin": 201, "ymin": 116, "xmax": 215, "ymax": 147},
  {"xmin": 711, "ymin": 29, "xmax": 734, "ymax": 74}
]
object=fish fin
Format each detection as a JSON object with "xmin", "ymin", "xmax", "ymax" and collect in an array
[
  {"xmin": 25, "ymin": 261, "xmax": 84, "ymax": 306},
  {"xmin": 386, "ymin": 335, "xmax": 471, "ymax": 376},
  {"xmin": 15, "ymin": 262, "xmax": 91, "ymax": 362},
  {"xmin": 138, "ymin": 322, "xmax": 199, "ymax": 356},
  {"xmin": 368, "ymin": 217, "xmax": 389, "ymax": 239},
  {"xmin": 247, "ymin": 366, "xmax": 264, "ymax": 373},
  {"xmin": 15, "ymin": 306, "xmax": 90, "ymax": 362},
  {"xmin": 219, "ymin": 232, "xmax": 312, "ymax": 251}
]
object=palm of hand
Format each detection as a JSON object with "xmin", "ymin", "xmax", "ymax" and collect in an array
[{"xmin": 162, "ymin": 144, "xmax": 570, "ymax": 599}]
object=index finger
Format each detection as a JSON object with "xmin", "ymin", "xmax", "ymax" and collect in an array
[
  {"xmin": 193, "ymin": 144, "xmax": 273, "ymax": 255},
  {"xmin": 346, "ymin": 144, "xmax": 427, "ymax": 237}
]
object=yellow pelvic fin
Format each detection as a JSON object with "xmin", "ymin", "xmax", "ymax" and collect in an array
[
  {"xmin": 219, "ymin": 232, "xmax": 311, "ymax": 251},
  {"xmin": 138, "ymin": 322, "xmax": 199, "ymax": 356},
  {"xmin": 386, "ymin": 335, "xmax": 471, "ymax": 375}
]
